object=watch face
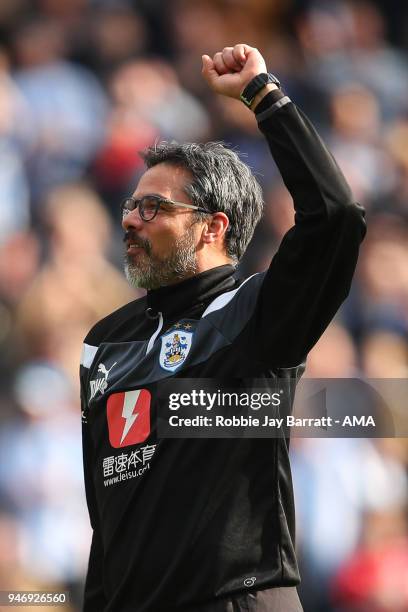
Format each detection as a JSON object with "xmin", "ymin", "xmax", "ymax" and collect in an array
[{"xmin": 268, "ymin": 73, "xmax": 281, "ymax": 88}]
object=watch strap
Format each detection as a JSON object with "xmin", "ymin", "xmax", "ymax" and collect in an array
[{"xmin": 240, "ymin": 72, "xmax": 281, "ymax": 108}]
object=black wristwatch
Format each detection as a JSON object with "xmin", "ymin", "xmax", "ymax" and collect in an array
[{"xmin": 240, "ymin": 72, "xmax": 281, "ymax": 108}]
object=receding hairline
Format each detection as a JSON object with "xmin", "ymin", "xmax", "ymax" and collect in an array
[{"xmin": 133, "ymin": 161, "xmax": 195, "ymax": 198}]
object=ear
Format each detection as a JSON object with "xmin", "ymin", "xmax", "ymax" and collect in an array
[{"xmin": 201, "ymin": 212, "xmax": 230, "ymax": 248}]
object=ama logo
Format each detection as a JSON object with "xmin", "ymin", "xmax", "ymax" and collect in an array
[{"xmin": 107, "ymin": 389, "xmax": 151, "ymax": 448}]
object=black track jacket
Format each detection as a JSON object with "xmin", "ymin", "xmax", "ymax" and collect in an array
[{"xmin": 80, "ymin": 95, "xmax": 366, "ymax": 612}]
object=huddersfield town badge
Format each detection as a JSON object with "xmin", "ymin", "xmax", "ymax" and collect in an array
[{"xmin": 159, "ymin": 329, "xmax": 193, "ymax": 372}]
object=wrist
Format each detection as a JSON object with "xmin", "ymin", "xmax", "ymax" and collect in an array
[
  {"xmin": 250, "ymin": 83, "xmax": 279, "ymax": 111},
  {"xmin": 240, "ymin": 72, "xmax": 281, "ymax": 109}
]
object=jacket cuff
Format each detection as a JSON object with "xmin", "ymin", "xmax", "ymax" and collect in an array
[{"xmin": 255, "ymin": 90, "xmax": 291, "ymax": 123}]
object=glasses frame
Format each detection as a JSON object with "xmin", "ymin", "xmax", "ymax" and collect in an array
[{"xmin": 121, "ymin": 194, "xmax": 211, "ymax": 222}]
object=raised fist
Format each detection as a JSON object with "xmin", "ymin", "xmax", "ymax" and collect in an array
[{"xmin": 202, "ymin": 44, "xmax": 267, "ymax": 100}]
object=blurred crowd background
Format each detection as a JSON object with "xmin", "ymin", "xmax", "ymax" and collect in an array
[{"xmin": 0, "ymin": 0, "xmax": 407, "ymax": 610}]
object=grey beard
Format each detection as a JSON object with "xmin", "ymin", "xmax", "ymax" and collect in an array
[{"xmin": 124, "ymin": 225, "xmax": 198, "ymax": 290}]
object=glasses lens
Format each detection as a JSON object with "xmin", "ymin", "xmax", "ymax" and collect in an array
[
  {"xmin": 140, "ymin": 196, "xmax": 160, "ymax": 221},
  {"xmin": 122, "ymin": 198, "xmax": 136, "ymax": 215}
]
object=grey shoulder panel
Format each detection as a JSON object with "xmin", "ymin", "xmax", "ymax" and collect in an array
[{"xmin": 201, "ymin": 272, "xmax": 265, "ymax": 341}]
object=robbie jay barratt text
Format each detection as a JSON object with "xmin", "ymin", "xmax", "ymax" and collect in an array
[
  {"xmin": 168, "ymin": 415, "xmax": 330, "ymax": 428},
  {"xmin": 167, "ymin": 415, "xmax": 376, "ymax": 428}
]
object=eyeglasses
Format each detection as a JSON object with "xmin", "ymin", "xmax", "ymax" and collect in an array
[{"xmin": 121, "ymin": 194, "xmax": 211, "ymax": 222}]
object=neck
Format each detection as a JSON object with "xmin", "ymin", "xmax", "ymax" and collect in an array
[{"xmin": 195, "ymin": 250, "xmax": 233, "ymax": 275}]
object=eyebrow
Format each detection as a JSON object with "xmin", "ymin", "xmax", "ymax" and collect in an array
[{"xmin": 131, "ymin": 192, "xmax": 167, "ymax": 200}]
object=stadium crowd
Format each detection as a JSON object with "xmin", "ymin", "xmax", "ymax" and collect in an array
[{"xmin": 0, "ymin": 1, "xmax": 407, "ymax": 610}]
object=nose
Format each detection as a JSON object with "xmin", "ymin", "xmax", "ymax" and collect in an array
[{"xmin": 121, "ymin": 207, "xmax": 144, "ymax": 232}]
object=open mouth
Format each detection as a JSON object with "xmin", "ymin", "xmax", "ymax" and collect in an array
[
  {"xmin": 124, "ymin": 232, "xmax": 151, "ymax": 256},
  {"xmin": 127, "ymin": 243, "xmax": 145, "ymax": 254}
]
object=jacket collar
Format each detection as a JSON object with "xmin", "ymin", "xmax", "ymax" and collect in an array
[{"xmin": 146, "ymin": 264, "xmax": 237, "ymax": 319}]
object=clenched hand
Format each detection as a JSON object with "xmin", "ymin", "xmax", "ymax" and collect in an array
[{"xmin": 201, "ymin": 44, "xmax": 267, "ymax": 100}]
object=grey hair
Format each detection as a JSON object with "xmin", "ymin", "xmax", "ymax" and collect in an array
[{"xmin": 140, "ymin": 141, "xmax": 264, "ymax": 262}]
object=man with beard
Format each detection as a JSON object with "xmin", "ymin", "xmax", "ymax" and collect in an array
[{"xmin": 80, "ymin": 44, "xmax": 365, "ymax": 611}]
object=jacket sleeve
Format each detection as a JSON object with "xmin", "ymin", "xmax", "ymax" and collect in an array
[
  {"xmin": 81, "ymin": 366, "xmax": 107, "ymax": 611},
  {"xmin": 253, "ymin": 97, "xmax": 366, "ymax": 368}
]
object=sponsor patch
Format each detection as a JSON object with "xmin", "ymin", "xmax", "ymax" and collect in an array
[{"xmin": 107, "ymin": 389, "xmax": 151, "ymax": 448}]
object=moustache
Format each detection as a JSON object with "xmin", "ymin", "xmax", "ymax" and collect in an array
[{"xmin": 123, "ymin": 232, "xmax": 152, "ymax": 255}]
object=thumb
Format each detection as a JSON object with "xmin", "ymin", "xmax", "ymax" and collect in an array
[{"xmin": 201, "ymin": 54, "xmax": 218, "ymax": 85}]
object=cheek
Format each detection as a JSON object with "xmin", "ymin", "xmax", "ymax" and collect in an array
[
  {"xmin": 148, "ymin": 227, "xmax": 177, "ymax": 258},
  {"xmin": 148, "ymin": 216, "xmax": 193, "ymax": 257}
]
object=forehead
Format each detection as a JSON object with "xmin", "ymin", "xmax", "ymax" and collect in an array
[{"xmin": 133, "ymin": 163, "xmax": 192, "ymax": 200}]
